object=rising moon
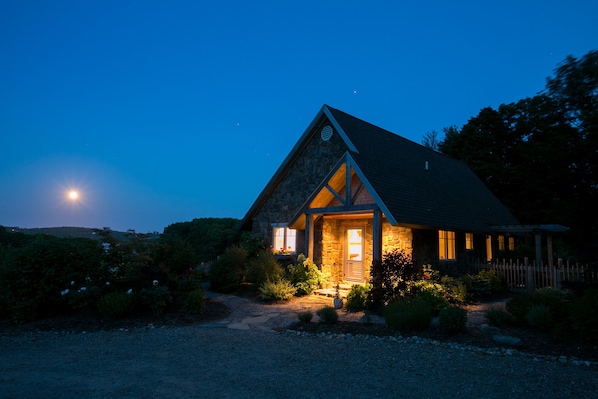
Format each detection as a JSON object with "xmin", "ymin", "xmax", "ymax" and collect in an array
[{"xmin": 68, "ymin": 191, "xmax": 79, "ymax": 200}]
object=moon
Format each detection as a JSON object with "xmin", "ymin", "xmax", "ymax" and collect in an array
[{"xmin": 68, "ymin": 191, "xmax": 79, "ymax": 200}]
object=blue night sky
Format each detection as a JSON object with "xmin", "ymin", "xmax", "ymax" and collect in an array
[{"xmin": 1, "ymin": 1, "xmax": 596, "ymax": 233}]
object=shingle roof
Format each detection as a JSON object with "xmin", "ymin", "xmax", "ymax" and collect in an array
[
  {"xmin": 241, "ymin": 104, "xmax": 519, "ymax": 233},
  {"xmin": 326, "ymin": 106, "xmax": 519, "ymax": 232}
]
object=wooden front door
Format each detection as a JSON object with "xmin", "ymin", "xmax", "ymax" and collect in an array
[{"xmin": 344, "ymin": 228, "xmax": 364, "ymax": 282}]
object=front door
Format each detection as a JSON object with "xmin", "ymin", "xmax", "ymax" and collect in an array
[{"xmin": 344, "ymin": 228, "xmax": 364, "ymax": 282}]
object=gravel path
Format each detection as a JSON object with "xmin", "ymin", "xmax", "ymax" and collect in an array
[{"xmin": 2, "ymin": 321, "xmax": 597, "ymax": 398}]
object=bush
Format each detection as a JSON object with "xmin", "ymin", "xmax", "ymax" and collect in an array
[
  {"xmin": 287, "ymin": 254, "xmax": 325, "ymax": 296},
  {"xmin": 245, "ymin": 250, "xmax": 284, "ymax": 288},
  {"xmin": 485, "ymin": 307, "xmax": 513, "ymax": 327},
  {"xmin": 298, "ymin": 311, "xmax": 313, "ymax": 323},
  {"xmin": 461, "ymin": 274, "xmax": 492, "ymax": 297},
  {"xmin": 506, "ymin": 293, "xmax": 535, "ymax": 325},
  {"xmin": 526, "ymin": 304, "xmax": 552, "ymax": 331},
  {"xmin": 477, "ymin": 269, "xmax": 508, "ymax": 293},
  {"xmin": 413, "ymin": 285, "xmax": 448, "ymax": 316},
  {"xmin": 383, "ymin": 297, "xmax": 432, "ymax": 331},
  {"xmin": 533, "ymin": 288, "xmax": 568, "ymax": 322},
  {"xmin": 98, "ymin": 292, "xmax": 136, "ymax": 319},
  {"xmin": 185, "ymin": 288, "xmax": 206, "ymax": 314},
  {"xmin": 346, "ymin": 284, "xmax": 369, "ymax": 311},
  {"xmin": 138, "ymin": 285, "xmax": 172, "ymax": 317},
  {"xmin": 259, "ymin": 279, "xmax": 297, "ymax": 301},
  {"xmin": 370, "ymin": 249, "xmax": 420, "ymax": 309},
  {"xmin": 570, "ymin": 289, "xmax": 598, "ymax": 345},
  {"xmin": 439, "ymin": 276, "xmax": 468, "ymax": 303},
  {"xmin": 208, "ymin": 245, "xmax": 248, "ymax": 292},
  {"xmin": 439, "ymin": 306, "xmax": 467, "ymax": 333},
  {"xmin": 316, "ymin": 306, "xmax": 338, "ymax": 324}
]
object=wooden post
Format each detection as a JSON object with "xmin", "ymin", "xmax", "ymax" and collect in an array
[
  {"xmin": 305, "ymin": 215, "xmax": 314, "ymax": 259},
  {"xmin": 372, "ymin": 209, "xmax": 382, "ymax": 263},
  {"xmin": 525, "ymin": 256, "xmax": 535, "ymax": 293},
  {"xmin": 534, "ymin": 232, "xmax": 542, "ymax": 268}
]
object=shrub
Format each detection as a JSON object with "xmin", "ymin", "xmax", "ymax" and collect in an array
[
  {"xmin": 185, "ymin": 288, "xmax": 206, "ymax": 314},
  {"xmin": 570, "ymin": 289, "xmax": 598, "ymax": 345},
  {"xmin": 287, "ymin": 254, "xmax": 325, "ymax": 296},
  {"xmin": 246, "ymin": 250, "xmax": 284, "ymax": 288},
  {"xmin": 506, "ymin": 293, "xmax": 535, "ymax": 325},
  {"xmin": 383, "ymin": 297, "xmax": 432, "ymax": 331},
  {"xmin": 208, "ymin": 245, "xmax": 248, "ymax": 292},
  {"xmin": 526, "ymin": 304, "xmax": 552, "ymax": 331},
  {"xmin": 259, "ymin": 279, "xmax": 297, "ymax": 301},
  {"xmin": 316, "ymin": 306, "xmax": 338, "ymax": 324},
  {"xmin": 138, "ymin": 285, "xmax": 171, "ymax": 317},
  {"xmin": 439, "ymin": 276, "xmax": 468, "ymax": 304},
  {"xmin": 439, "ymin": 306, "xmax": 467, "ymax": 333},
  {"xmin": 533, "ymin": 288, "xmax": 568, "ymax": 322},
  {"xmin": 98, "ymin": 292, "xmax": 136, "ymax": 319},
  {"xmin": 485, "ymin": 307, "xmax": 513, "ymax": 327},
  {"xmin": 298, "ymin": 311, "xmax": 313, "ymax": 323},
  {"xmin": 477, "ymin": 269, "xmax": 508, "ymax": 293},
  {"xmin": 461, "ymin": 274, "xmax": 492, "ymax": 297},
  {"xmin": 370, "ymin": 249, "xmax": 420, "ymax": 309},
  {"xmin": 413, "ymin": 284, "xmax": 448, "ymax": 316},
  {"xmin": 346, "ymin": 284, "xmax": 370, "ymax": 311}
]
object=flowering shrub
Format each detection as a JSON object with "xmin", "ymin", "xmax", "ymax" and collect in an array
[{"xmin": 287, "ymin": 254, "xmax": 325, "ymax": 296}]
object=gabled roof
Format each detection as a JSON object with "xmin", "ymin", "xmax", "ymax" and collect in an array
[{"xmin": 241, "ymin": 105, "xmax": 519, "ymax": 233}]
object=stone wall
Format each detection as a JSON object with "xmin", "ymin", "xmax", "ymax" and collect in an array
[
  {"xmin": 319, "ymin": 217, "xmax": 413, "ymax": 283},
  {"xmin": 251, "ymin": 118, "xmax": 347, "ymax": 246}
]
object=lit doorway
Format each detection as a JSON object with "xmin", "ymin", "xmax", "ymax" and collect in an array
[{"xmin": 345, "ymin": 228, "xmax": 364, "ymax": 282}]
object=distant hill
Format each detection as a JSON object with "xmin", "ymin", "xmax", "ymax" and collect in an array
[{"xmin": 3, "ymin": 226, "xmax": 159, "ymax": 241}]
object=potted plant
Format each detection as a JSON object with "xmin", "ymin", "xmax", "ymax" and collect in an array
[{"xmin": 333, "ymin": 283, "xmax": 343, "ymax": 309}]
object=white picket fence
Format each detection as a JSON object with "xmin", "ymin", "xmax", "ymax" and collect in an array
[{"xmin": 469, "ymin": 258, "xmax": 597, "ymax": 292}]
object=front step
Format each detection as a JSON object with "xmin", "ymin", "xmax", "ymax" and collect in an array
[{"xmin": 313, "ymin": 283, "xmax": 358, "ymax": 299}]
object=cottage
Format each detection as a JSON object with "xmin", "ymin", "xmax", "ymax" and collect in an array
[{"xmin": 240, "ymin": 105, "xmax": 519, "ymax": 283}]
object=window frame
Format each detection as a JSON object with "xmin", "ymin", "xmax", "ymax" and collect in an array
[
  {"xmin": 272, "ymin": 224, "xmax": 296, "ymax": 254},
  {"xmin": 465, "ymin": 232, "xmax": 474, "ymax": 250},
  {"xmin": 438, "ymin": 230, "xmax": 456, "ymax": 261}
]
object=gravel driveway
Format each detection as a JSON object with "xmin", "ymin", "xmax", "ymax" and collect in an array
[{"xmin": 1, "ymin": 325, "xmax": 596, "ymax": 398}]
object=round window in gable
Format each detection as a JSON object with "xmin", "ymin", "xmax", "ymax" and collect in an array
[{"xmin": 321, "ymin": 125, "xmax": 333, "ymax": 141}]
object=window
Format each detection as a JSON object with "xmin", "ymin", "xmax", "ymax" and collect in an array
[
  {"xmin": 498, "ymin": 235, "xmax": 505, "ymax": 251},
  {"xmin": 272, "ymin": 225, "xmax": 296, "ymax": 253},
  {"xmin": 508, "ymin": 236, "xmax": 515, "ymax": 251},
  {"xmin": 438, "ymin": 230, "xmax": 455, "ymax": 260},
  {"xmin": 486, "ymin": 235, "xmax": 492, "ymax": 261},
  {"xmin": 465, "ymin": 233, "xmax": 474, "ymax": 250}
]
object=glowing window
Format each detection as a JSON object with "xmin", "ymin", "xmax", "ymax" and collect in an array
[
  {"xmin": 439, "ymin": 230, "xmax": 456, "ymax": 260},
  {"xmin": 465, "ymin": 233, "xmax": 474, "ymax": 250},
  {"xmin": 498, "ymin": 235, "xmax": 505, "ymax": 251},
  {"xmin": 508, "ymin": 236, "xmax": 515, "ymax": 251},
  {"xmin": 272, "ymin": 226, "xmax": 296, "ymax": 253}
]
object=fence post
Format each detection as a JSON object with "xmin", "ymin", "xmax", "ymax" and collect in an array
[{"xmin": 525, "ymin": 257, "xmax": 534, "ymax": 293}]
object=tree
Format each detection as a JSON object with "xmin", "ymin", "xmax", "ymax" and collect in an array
[
  {"xmin": 421, "ymin": 130, "xmax": 441, "ymax": 151},
  {"xmin": 439, "ymin": 50, "xmax": 598, "ymax": 258}
]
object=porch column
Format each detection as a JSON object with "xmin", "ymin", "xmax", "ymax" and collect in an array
[
  {"xmin": 305, "ymin": 214, "xmax": 314, "ymax": 259},
  {"xmin": 534, "ymin": 231, "xmax": 542, "ymax": 266},
  {"xmin": 373, "ymin": 208, "xmax": 382, "ymax": 263}
]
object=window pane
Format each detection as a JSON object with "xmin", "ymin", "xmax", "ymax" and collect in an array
[
  {"xmin": 465, "ymin": 233, "xmax": 474, "ymax": 250},
  {"xmin": 447, "ymin": 231, "xmax": 455, "ymax": 260},
  {"xmin": 273, "ymin": 227, "xmax": 285, "ymax": 251},
  {"xmin": 286, "ymin": 229, "xmax": 296, "ymax": 252},
  {"xmin": 498, "ymin": 235, "xmax": 505, "ymax": 251},
  {"xmin": 438, "ymin": 230, "xmax": 446, "ymax": 260},
  {"xmin": 508, "ymin": 237, "xmax": 514, "ymax": 251},
  {"xmin": 347, "ymin": 229, "xmax": 363, "ymax": 261}
]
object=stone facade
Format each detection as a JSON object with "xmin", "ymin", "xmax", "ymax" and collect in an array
[
  {"xmin": 317, "ymin": 217, "xmax": 413, "ymax": 283},
  {"xmin": 251, "ymin": 118, "xmax": 347, "ymax": 247}
]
